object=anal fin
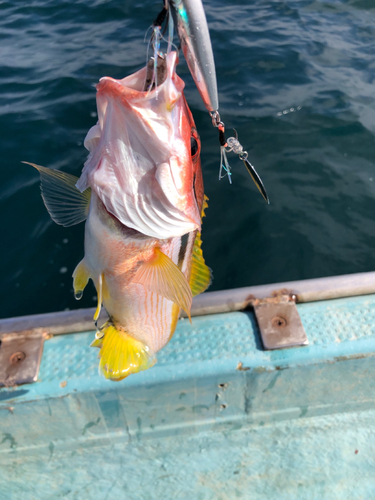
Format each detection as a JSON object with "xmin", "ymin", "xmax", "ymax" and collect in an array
[{"xmin": 133, "ymin": 247, "xmax": 193, "ymax": 320}]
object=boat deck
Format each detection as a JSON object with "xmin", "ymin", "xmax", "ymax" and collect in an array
[{"xmin": 1, "ymin": 289, "xmax": 375, "ymax": 499}]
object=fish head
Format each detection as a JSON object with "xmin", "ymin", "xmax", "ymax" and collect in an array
[{"xmin": 77, "ymin": 51, "xmax": 203, "ymax": 239}]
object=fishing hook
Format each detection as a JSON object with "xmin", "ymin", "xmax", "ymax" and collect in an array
[{"xmin": 210, "ymin": 112, "xmax": 269, "ymax": 203}]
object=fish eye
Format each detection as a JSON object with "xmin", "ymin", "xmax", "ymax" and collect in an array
[
  {"xmin": 190, "ymin": 135, "xmax": 199, "ymax": 157},
  {"xmin": 190, "ymin": 127, "xmax": 200, "ymax": 158}
]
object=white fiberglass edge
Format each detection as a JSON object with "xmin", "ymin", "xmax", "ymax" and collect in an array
[{"xmin": 1, "ymin": 271, "xmax": 375, "ymax": 335}]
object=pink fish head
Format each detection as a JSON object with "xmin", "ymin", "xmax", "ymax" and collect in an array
[{"xmin": 76, "ymin": 51, "xmax": 202, "ymax": 239}]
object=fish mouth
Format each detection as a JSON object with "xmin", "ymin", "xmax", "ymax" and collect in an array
[
  {"xmin": 143, "ymin": 55, "xmax": 168, "ymax": 92},
  {"xmin": 98, "ymin": 50, "xmax": 183, "ymax": 100}
]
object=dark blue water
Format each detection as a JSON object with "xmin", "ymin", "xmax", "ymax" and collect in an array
[{"xmin": 2, "ymin": 0, "xmax": 375, "ymax": 319}]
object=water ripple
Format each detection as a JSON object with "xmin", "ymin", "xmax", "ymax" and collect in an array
[{"xmin": 2, "ymin": 0, "xmax": 375, "ymax": 317}]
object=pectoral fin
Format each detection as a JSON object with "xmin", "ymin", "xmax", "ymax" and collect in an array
[
  {"xmin": 23, "ymin": 162, "xmax": 91, "ymax": 226},
  {"xmin": 133, "ymin": 247, "xmax": 193, "ymax": 319},
  {"xmin": 190, "ymin": 231, "xmax": 212, "ymax": 297}
]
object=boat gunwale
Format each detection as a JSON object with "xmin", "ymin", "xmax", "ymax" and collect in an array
[{"xmin": 1, "ymin": 271, "xmax": 375, "ymax": 336}]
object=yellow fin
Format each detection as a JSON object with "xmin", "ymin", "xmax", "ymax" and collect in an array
[
  {"xmin": 190, "ymin": 230, "xmax": 212, "ymax": 297},
  {"xmin": 189, "ymin": 194, "xmax": 212, "ymax": 296},
  {"xmin": 23, "ymin": 162, "xmax": 91, "ymax": 226},
  {"xmin": 90, "ymin": 327, "xmax": 105, "ymax": 348},
  {"xmin": 201, "ymin": 194, "xmax": 209, "ymax": 218},
  {"xmin": 93, "ymin": 273, "xmax": 103, "ymax": 322},
  {"xmin": 133, "ymin": 247, "xmax": 192, "ymax": 319},
  {"xmin": 92, "ymin": 323, "xmax": 156, "ymax": 381},
  {"xmin": 72, "ymin": 259, "xmax": 90, "ymax": 300},
  {"xmin": 90, "ymin": 336, "xmax": 103, "ymax": 348}
]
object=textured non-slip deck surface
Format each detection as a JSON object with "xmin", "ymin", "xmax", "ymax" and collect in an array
[
  {"xmin": 1, "ymin": 295, "xmax": 375, "ymax": 499},
  {"xmin": 11, "ymin": 293, "xmax": 375, "ymax": 388}
]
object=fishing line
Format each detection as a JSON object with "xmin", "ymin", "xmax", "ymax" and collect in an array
[{"xmin": 144, "ymin": 2, "xmax": 177, "ymax": 96}]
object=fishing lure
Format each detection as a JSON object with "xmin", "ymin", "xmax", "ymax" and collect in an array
[
  {"xmin": 144, "ymin": 1, "xmax": 177, "ymax": 97},
  {"xmin": 212, "ymin": 112, "xmax": 269, "ymax": 203},
  {"xmin": 164, "ymin": 0, "xmax": 270, "ymax": 202}
]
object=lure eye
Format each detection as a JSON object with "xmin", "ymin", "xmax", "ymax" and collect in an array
[{"xmin": 190, "ymin": 136, "xmax": 199, "ymax": 157}]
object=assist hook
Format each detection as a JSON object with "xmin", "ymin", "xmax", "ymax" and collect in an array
[{"xmin": 210, "ymin": 111, "xmax": 269, "ymax": 204}]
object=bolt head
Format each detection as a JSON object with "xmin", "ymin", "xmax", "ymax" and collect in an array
[
  {"xmin": 10, "ymin": 351, "xmax": 26, "ymax": 364},
  {"xmin": 271, "ymin": 316, "xmax": 287, "ymax": 328}
]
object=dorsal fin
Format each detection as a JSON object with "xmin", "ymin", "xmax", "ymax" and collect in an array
[
  {"xmin": 189, "ymin": 194, "xmax": 212, "ymax": 296},
  {"xmin": 201, "ymin": 194, "xmax": 209, "ymax": 218},
  {"xmin": 23, "ymin": 162, "xmax": 91, "ymax": 226},
  {"xmin": 133, "ymin": 247, "xmax": 193, "ymax": 320},
  {"xmin": 189, "ymin": 230, "xmax": 212, "ymax": 297}
]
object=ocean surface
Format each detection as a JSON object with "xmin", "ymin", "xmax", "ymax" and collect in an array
[{"xmin": 1, "ymin": 0, "xmax": 375, "ymax": 319}]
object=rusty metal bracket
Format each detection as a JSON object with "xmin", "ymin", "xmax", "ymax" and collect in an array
[
  {"xmin": 251, "ymin": 295, "xmax": 308, "ymax": 350},
  {"xmin": 0, "ymin": 330, "xmax": 47, "ymax": 387}
]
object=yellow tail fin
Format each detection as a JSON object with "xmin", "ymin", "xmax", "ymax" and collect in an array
[{"xmin": 91, "ymin": 323, "xmax": 156, "ymax": 381}]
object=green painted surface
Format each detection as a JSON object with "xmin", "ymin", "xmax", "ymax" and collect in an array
[{"xmin": 1, "ymin": 295, "xmax": 375, "ymax": 498}]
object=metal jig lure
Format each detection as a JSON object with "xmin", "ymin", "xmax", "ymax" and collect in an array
[{"xmin": 151, "ymin": 0, "xmax": 269, "ymax": 202}]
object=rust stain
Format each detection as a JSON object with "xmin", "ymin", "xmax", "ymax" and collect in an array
[
  {"xmin": 246, "ymin": 291, "xmax": 297, "ymax": 307},
  {"xmin": 236, "ymin": 361, "xmax": 250, "ymax": 372},
  {"xmin": 253, "ymin": 366, "xmax": 267, "ymax": 374},
  {"xmin": 244, "ymin": 294, "xmax": 257, "ymax": 307},
  {"xmin": 60, "ymin": 380, "xmax": 67, "ymax": 388},
  {"xmin": 333, "ymin": 354, "xmax": 369, "ymax": 363}
]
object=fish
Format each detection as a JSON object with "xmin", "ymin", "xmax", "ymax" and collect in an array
[{"xmin": 26, "ymin": 50, "xmax": 211, "ymax": 380}]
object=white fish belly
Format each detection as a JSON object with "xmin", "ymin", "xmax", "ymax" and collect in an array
[{"xmin": 84, "ymin": 194, "xmax": 189, "ymax": 353}]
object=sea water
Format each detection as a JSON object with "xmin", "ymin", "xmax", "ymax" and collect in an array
[{"xmin": 1, "ymin": 0, "xmax": 375, "ymax": 318}]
